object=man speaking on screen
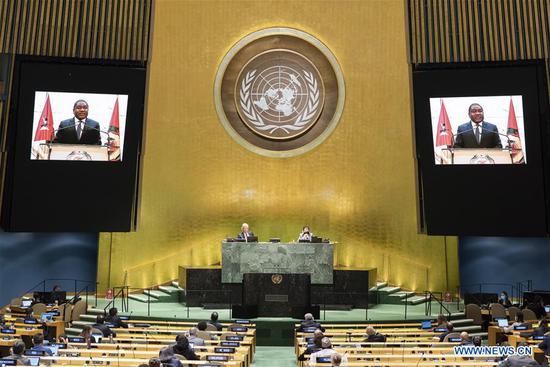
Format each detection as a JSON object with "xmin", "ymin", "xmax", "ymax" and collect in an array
[
  {"xmin": 453, "ymin": 103, "xmax": 502, "ymax": 149},
  {"xmin": 53, "ymin": 99, "xmax": 102, "ymax": 145}
]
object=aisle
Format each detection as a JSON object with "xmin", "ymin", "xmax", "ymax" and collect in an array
[{"xmin": 251, "ymin": 346, "xmax": 296, "ymax": 367}]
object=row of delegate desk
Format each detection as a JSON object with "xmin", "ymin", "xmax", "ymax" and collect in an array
[
  {"xmin": 1, "ymin": 308, "xmax": 257, "ymax": 367},
  {"xmin": 294, "ymin": 321, "xmax": 545, "ymax": 366}
]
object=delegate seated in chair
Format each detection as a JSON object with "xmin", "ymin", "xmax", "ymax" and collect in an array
[
  {"xmin": 297, "ymin": 313, "xmax": 324, "ymax": 332},
  {"xmin": 363, "ymin": 327, "xmax": 386, "ymax": 342}
]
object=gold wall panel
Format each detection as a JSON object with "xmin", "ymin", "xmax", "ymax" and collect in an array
[{"xmin": 97, "ymin": 0, "xmax": 459, "ymax": 294}]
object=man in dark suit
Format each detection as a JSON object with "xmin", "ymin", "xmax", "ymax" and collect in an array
[
  {"xmin": 105, "ymin": 307, "xmax": 128, "ymax": 328},
  {"xmin": 53, "ymin": 100, "xmax": 102, "ymax": 145},
  {"xmin": 92, "ymin": 315, "xmax": 116, "ymax": 338},
  {"xmin": 297, "ymin": 313, "xmax": 323, "ymax": 332},
  {"xmin": 453, "ymin": 103, "xmax": 502, "ymax": 149},
  {"xmin": 236, "ymin": 223, "xmax": 255, "ymax": 241}
]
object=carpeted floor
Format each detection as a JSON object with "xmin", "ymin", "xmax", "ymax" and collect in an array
[{"xmin": 251, "ymin": 347, "xmax": 296, "ymax": 367}]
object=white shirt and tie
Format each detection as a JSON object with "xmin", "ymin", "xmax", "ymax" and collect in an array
[
  {"xmin": 74, "ymin": 117, "xmax": 86, "ymax": 140},
  {"xmin": 470, "ymin": 121, "xmax": 483, "ymax": 144}
]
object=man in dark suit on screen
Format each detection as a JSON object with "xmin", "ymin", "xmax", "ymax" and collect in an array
[
  {"xmin": 53, "ymin": 99, "xmax": 102, "ymax": 145},
  {"xmin": 453, "ymin": 103, "xmax": 502, "ymax": 148}
]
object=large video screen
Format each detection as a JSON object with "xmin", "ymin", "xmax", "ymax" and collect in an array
[
  {"xmin": 1, "ymin": 56, "xmax": 146, "ymax": 232},
  {"xmin": 430, "ymin": 95, "xmax": 526, "ymax": 165},
  {"xmin": 412, "ymin": 63, "xmax": 549, "ymax": 236},
  {"xmin": 30, "ymin": 92, "xmax": 128, "ymax": 161}
]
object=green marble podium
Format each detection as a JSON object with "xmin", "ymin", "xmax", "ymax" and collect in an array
[{"xmin": 221, "ymin": 241, "xmax": 334, "ymax": 284}]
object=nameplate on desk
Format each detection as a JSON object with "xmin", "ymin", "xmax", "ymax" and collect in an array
[
  {"xmin": 67, "ymin": 337, "xmax": 85, "ymax": 343},
  {"xmin": 265, "ymin": 294, "xmax": 288, "ymax": 302},
  {"xmin": 24, "ymin": 320, "xmax": 38, "ymax": 324},
  {"xmin": 449, "ymin": 337, "xmax": 462, "ymax": 342},
  {"xmin": 0, "ymin": 329, "xmax": 15, "ymax": 334},
  {"xmin": 226, "ymin": 335, "xmax": 244, "ymax": 341},
  {"xmin": 220, "ymin": 341, "xmax": 240, "ymax": 347},
  {"xmin": 214, "ymin": 347, "xmax": 235, "ymax": 354},
  {"xmin": 24, "ymin": 350, "xmax": 45, "ymax": 356},
  {"xmin": 303, "ymin": 327, "xmax": 317, "ymax": 333},
  {"xmin": 533, "ymin": 335, "xmax": 545, "ymax": 340},
  {"xmin": 50, "ymin": 311, "xmax": 60, "ymax": 316},
  {"xmin": 119, "ymin": 316, "xmax": 130, "ymax": 320},
  {"xmin": 434, "ymin": 328, "xmax": 447, "ymax": 332},
  {"xmin": 229, "ymin": 326, "xmax": 247, "ymax": 332},
  {"xmin": 234, "ymin": 319, "xmax": 250, "ymax": 324},
  {"xmin": 0, "ymin": 359, "xmax": 17, "ymax": 366},
  {"xmin": 316, "ymin": 356, "xmax": 332, "ymax": 363},
  {"xmin": 50, "ymin": 343, "xmax": 67, "ymax": 349},
  {"xmin": 207, "ymin": 355, "xmax": 229, "ymax": 361}
]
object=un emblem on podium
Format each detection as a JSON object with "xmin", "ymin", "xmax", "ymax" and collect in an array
[
  {"xmin": 215, "ymin": 28, "xmax": 345, "ymax": 157},
  {"xmin": 271, "ymin": 274, "xmax": 283, "ymax": 284}
]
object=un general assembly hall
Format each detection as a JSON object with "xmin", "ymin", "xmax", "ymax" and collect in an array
[{"xmin": 1, "ymin": 0, "xmax": 550, "ymax": 366}]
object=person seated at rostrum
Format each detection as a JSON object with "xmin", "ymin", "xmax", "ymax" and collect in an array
[
  {"xmin": 498, "ymin": 291, "xmax": 513, "ymax": 308},
  {"xmin": 236, "ymin": 223, "xmax": 255, "ymax": 241},
  {"xmin": 297, "ymin": 313, "xmax": 324, "ymax": 332},
  {"xmin": 207, "ymin": 311, "xmax": 223, "ymax": 331},
  {"xmin": 363, "ymin": 326, "xmax": 386, "ymax": 342},
  {"xmin": 30, "ymin": 333, "xmax": 53, "ymax": 356},
  {"xmin": 6, "ymin": 341, "xmax": 31, "ymax": 365},
  {"xmin": 298, "ymin": 226, "xmax": 314, "ymax": 242},
  {"xmin": 158, "ymin": 346, "xmax": 183, "ymax": 367},
  {"xmin": 105, "ymin": 307, "xmax": 128, "ymax": 328},
  {"xmin": 187, "ymin": 327, "xmax": 205, "ymax": 346},
  {"xmin": 309, "ymin": 337, "xmax": 347, "ymax": 365},
  {"xmin": 298, "ymin": 329, "xmax": 323, "ymax": 361},
  {"xmin": 93, "ymin": 315, "xmax": 117, "ymax": 338},
  {"xmin": 498, "ymin": 342, "xmax": 540, "ymax": 367},
  {"xmin": 173, "ymin": 336, "xmax": 199, "ymax": 361},
  {"xmin": 197, "ymin": 321, "xmax": 216, "ymax": 339}
]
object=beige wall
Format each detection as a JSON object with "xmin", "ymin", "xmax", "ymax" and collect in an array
[{"xmin": 97, "ymin": 0, "xmax": 459, "ymax": 294}]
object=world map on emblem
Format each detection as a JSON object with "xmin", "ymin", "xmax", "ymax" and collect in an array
[{"xmin": 235, "ymin": 50, "xmax": 325, "ymax": 140}]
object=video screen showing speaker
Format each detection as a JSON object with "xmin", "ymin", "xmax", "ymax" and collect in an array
[
  {"xmin": 1, "ymin": 56, "xmax": 146, "ymax": 232},
  {"xmin": 30, "ymin": 92, "xmax": 128, "ymax": 161},
  {"xmin": 430, "ymin": 95, "xmax": 526, "ymax": 165},
  {"xmin": 413, "ymin": 62, "xmax": 550, "ymax": 236}
]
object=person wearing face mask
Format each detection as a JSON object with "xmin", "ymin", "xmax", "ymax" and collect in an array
[
  {"xmin": 498, "ymin": 291, "xmax": 512, "ymax": 307},
  {"xmin": 298, "ymin": 226, "xmax": 313, "ymax": 242}
]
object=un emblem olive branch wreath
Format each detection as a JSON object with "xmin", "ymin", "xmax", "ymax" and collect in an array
[{"xmin": 239, "ymin": 69, "xmax": 320, "ymax": 134}]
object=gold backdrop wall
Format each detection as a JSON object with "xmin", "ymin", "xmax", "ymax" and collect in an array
[{"xmin": 96, "ymin": 0, "xmax": 459, "ymax": 294}]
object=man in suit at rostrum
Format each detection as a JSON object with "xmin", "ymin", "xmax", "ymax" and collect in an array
[
  {"xmin": 54, "ymin": 99, "xmax": 102, "ymax": 145},
  {"xmin": 453, "ymin": 103, "xmax": 502, "ymax": 149}
]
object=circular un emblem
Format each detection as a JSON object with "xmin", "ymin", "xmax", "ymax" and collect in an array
[
  {"xmin": 271, "ymin": 274, "xmax": 283, "ymax": 284},
  {"xmin": 215, "ymin": 28, "xmax": 345, "ymax": 157},
  {"xmin": 236, "ymin": 50, "xmax": 324, "ymax": 140}
]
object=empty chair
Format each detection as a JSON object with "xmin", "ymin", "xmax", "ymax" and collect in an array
[
  {"xmin": 523, "ymin": 308, "xmax": 538, "ymax": 321},
  {"xmin": 465, "ymin": 304, "xmax": 483, "ymax": 325},
  {"xmin": 31, "ymin": 302, "xmax": 47, "ymax": 316},
  {"xmin": 10, "ymin": 298, "xmax": 22, "ymax": 307},
  {"xmin": 196, "ymin": 330, "xmax": 211, "ymax": 340},
  {"xmin": 489, "ymin": 303, "xmax": 506, "ymax": 319},
  {"xmin": 205, "ymin": 323, "xmax": 218, "ymax": 331},
  {"xmin": 62, "ymin": 303, "xmax": 73, "ymax": 323},
  {"xmin": 71, "ymin": 300, "xmax": 88, "ymax": 322},
  {"xmin": 507, "ymin": 306, "xmax": 521, "ymax": 321}
]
